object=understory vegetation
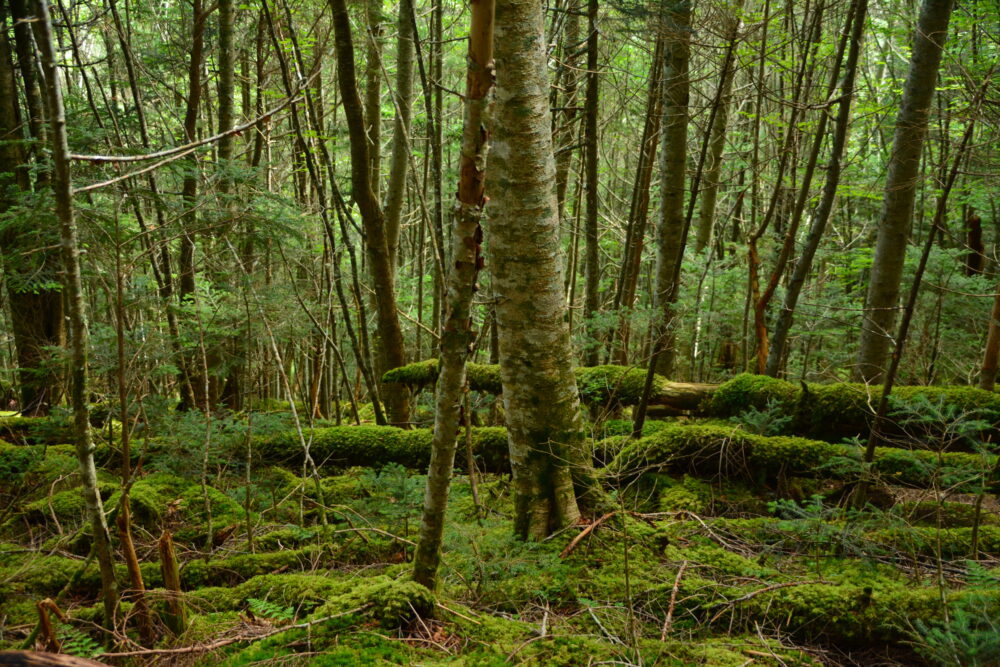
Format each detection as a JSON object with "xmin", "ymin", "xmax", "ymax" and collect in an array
[{"xmin": 2, "ymin": 385, "xmax": 998, "ymax": 665}]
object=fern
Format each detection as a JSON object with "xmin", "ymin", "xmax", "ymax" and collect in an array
[
  {"xmin": 57, "ymin": 623, "xmax": 103, "ymax": 659},
  {"xmin": 247, "ymin": 597, "xmax": 295, "ymax": 622}
]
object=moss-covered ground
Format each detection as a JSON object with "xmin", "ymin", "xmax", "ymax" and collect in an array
[{"xmin": 1, "ymin": 405, "xmax": 998, "ymax": 665}]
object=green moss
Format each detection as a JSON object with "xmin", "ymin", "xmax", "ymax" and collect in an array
[
  {"xmin": 0, "ymin": 416, "xmax": 72, "ymax": 445},
  {"xmin": 658, "ymin": 475, "xmax": 714, "ymax": 513},
  {"xmin": 608, "ymin": 422, "xmax": 990, "ymax": 490},
  {"xmin": 709, "ymin": 374, "xmax": 1000, "ymax": 444},
  {"xmin": 384, "ymin": 360, "xmax": 669, "ymax": 408},
  {"xmin": 381, "ymin": 358, "xmax": 504, "ymax": 396},
  {"xmin": 257, "ymin": 425, "xmax": 510, "ymax": 473}
]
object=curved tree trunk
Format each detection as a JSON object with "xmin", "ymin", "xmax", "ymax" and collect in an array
[
  {"xmin": 854, "ymin": 0, "xmax": 955, "ymax": 382},
  {"xmin": 330, "ymin": 0, "xmax": 411, "ymax": 425},
  {"xmin": 413, "ymin": 0, "xmax": 494, "ymax": 589}
]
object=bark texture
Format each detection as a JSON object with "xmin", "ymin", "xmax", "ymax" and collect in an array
[
  {"xmin": 652, "ymin": 1, "xmax": 691, "ymax": 377},
  {"xmin": 32, "ymin": 0, "xmax": 119, "ymax": 624},
  {"xmin": 491, "ymin": 0, "xmax": 587, "ymax": 540},
  {"xmin": 413, "ymin": 0, "xmax": 494, "ymax": 590},
  {"xmin": 854, "ymin": 0, "xmax": 954, "ymax": 382}
]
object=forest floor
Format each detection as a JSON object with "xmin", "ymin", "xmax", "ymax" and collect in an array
[{"xmin": 1, "ymin": 404, "xmax": 999, "ymax": 666}]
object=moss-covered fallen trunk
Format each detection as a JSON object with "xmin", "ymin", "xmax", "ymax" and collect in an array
[
  {"xmin": 662, "ymin": 516, "xmax": 1000, "ymax": 560},
  {"xmin": 386, "ymin": 362, "xmax": 1000, "ymax": 443},
  {"xmin": 706, "ymin": 373, "xmax": 1000, "ymax": 443},
  {"xmin": 607, "ymin": 423, "xmax": 994, "ymax": 491},
  {"xmin": 382, "ymin": 359, "xmax": 712, "ymax": 411},
  {"xmin": 255, "ymin": 425, "xmax": 510, "ymax": 472}
]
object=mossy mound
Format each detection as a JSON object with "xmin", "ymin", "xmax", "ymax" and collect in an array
[
  {"xmin": 607, "ymin": 422, "xmax": 990, "ymax": 490},
  {"xmin": 256, "ymin": 425, "xmax": 510, "ymax": 473}
]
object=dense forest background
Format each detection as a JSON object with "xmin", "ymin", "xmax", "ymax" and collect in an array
[
  {"xmin": 2, "ymin": 0, "xmax": 998, "ymax": 413},
  {"xmin": 2, "ymin": 0, "xmax": 1000, "ymax": 664}
]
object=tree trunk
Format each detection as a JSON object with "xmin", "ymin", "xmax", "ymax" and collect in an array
[
  {"xmin": 854, "ymin": 0, "xmax": 955, "ymax": 382},
  {"xmin": 611, "ymin": 33, "xmax": 663, "ymax": 364},
  {"xmin": 694, "ymin": 0, "xmax": 743, "ymax": 254},
  {"xmin": 365, "ymin": 0, "xmax": 383, "ymax": 196},
  {"xmin": 582, "ymin": 0, "xmax": 600, "ymax": 366},
  {"xmin": 32, "ymin": 0, "xmax": 119, "ymax": 625},
  {"xmin": 413, "ymin": 0, "xmax": 494, "ymax": 590},
  {"xmin": 0, "ymin": 6, "xmax": 63, "ymax": 417},
  {"xmin": 766, "ymin": 0, "xmax": 868, "ymax": 377},
  {"xmin": 330, "ymin": 0, "xmax": 411, "ymax": 425},
  {"xmin": 491, "ymin": 0, "xmax": 600, "ymax": 540},
  {"xmin": 652, "ymin": 1, "xmax": 691, "ymax": 377},
  {"xmin": 980, "ymin": 280, "xmax": 1000, "ymax": 391},
  {"xmin": 384, "ymin": 0, "xmax": 415, "ymax": 270}
]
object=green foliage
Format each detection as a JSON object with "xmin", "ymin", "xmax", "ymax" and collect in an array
[
  {"xmin": 247, "ymin": 597, "xmax": 295, "ymax": 622},
  {"xmin": 913, "ymin": 562, "xmax": 1000, "ymax": 666},
  {"xmin": 732, "ymin": 397, "xmax": 793, "ymax": 436},
  {"xmin": 710, "ymin": 374, "xmax": 1000, "ymax": 445},
  {"xmin": 56, "ymin": 623, "xmax": 104, "ymax": 659}
]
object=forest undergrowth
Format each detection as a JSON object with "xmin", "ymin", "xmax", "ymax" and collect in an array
[{"xmin": 2, "ymin": 390, "xmax": 999, "ymax": 666}]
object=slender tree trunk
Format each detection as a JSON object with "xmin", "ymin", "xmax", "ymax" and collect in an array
[
  {"xmin": 582, "ymin": 0, "xmax": 600, "ymax": 365},
  {"xmin": 553, "ymin": 0, "xmax": 581, "ymax": 220},
  {"xmin": 32, "ymin": 0, "xmax": 119, "ymax": 625},
  {"xmin": 330, "ymin": 0, "xmax": 411, "ymax": 425},
  {"xmin": 611, "ymin": 34, "xmax": 663, "ymax": 364},
  {"xmin": 652, "ymin": 1, "xmax": 691, "ymax": 377},
  {"xmin": 413, "ymin": 0, "xmax": 494, "ymax": 590},
  {"xmin": 855, "ymin": 0, "xmax": 955, "ymax": 382},
  {"xmin": 384, "ymin": 0, "xmax": 415, "ymax": 270},
  {"xmin": 766, "ymin": 0, "xmax": 868, "ymax": 376},
  {"xmin": 179, "ymin": 0, "xmax": 210, "ymax": 410},
  {"xmin": 694, "ymin": 0, "xmax": 744, "ymax": 253},
  {"xmin": 365, "ymin": 0, "xmax": 383, "ymax": 196}
]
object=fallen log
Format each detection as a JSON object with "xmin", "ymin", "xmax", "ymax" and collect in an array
[{"xmin": 384, "ymin": 362, "xmax": 1000, "ymax": 444}]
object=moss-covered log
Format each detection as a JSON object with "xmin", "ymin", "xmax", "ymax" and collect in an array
[
  {"xmin": 662, "ymin": 516, "xmax": 1000, "ymax": 560},
  {"xmin": 706, "ymin": 373, "xmax": 1000, "ymax": 443},
  {"xmin": 607, "ymin": 423, "xmax": 994, "ymax": 491},
  {"xmin": 382, "ymin": 359, "xmax": 713, "ymax": 411},
  {"xmin": 386, "ymin": 363, "xmax": 1000, "ymax": 443},
  {"xmin": 256, "ymin": 425, "xmax": 510, "ymax": 473}
]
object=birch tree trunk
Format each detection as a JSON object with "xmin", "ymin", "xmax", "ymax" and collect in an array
[
  {"xmin": 413, "ymin": 0, "xmax": 494, "ymax": 589},
  {"xmin": 32, "ymin": 0, "xmax": 119, "ymax": 624},
  {"xmin": 491, "ymin": 0, "xmax": 590, "ymax": 540},
  {"xmin": 854, "ymin": 0, "xmax": 955, "ymax": 382}
]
